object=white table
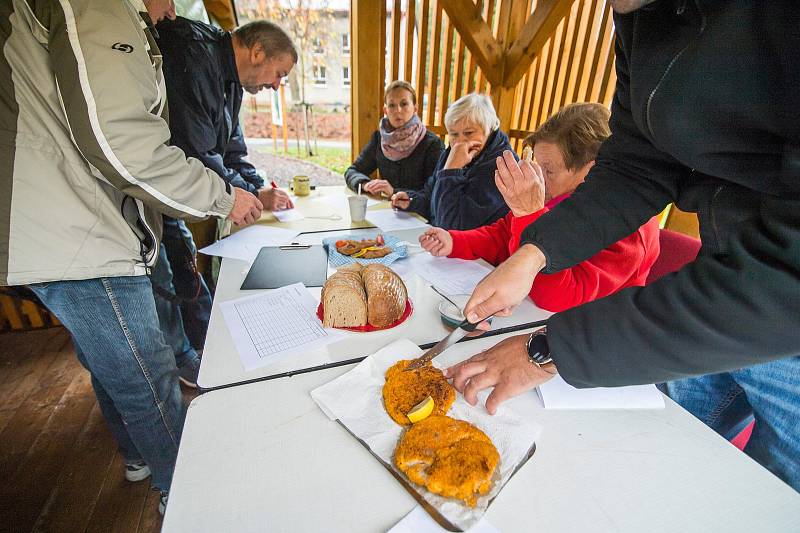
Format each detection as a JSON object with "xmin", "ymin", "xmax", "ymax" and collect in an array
[
  {"xmin": 198, "ymin": 202, "xmax": 551, "ymax": 390},
  {"xmin": 165, "ymin": 329, "xmax": 800, "ymax": 533}
]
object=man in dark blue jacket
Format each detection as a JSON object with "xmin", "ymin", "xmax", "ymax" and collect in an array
[
  {"xmin": 151, "ymin": 17, "xmax": 297, "ymax": 383},
  {"xmin": 450, "ymin": 0, "xmax": 800, "ymax": 492}
]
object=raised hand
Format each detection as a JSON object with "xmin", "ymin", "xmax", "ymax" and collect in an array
[
  {"xmin": 494, "ymin": 150, "xmax": 545, "ymax": 217},
  {"xmin": 444, "ymin": 140, "xmax": 483, "ymax": 170}
]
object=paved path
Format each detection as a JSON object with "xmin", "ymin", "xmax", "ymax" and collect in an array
[{"xmin": 246, "ymin": 149, "xmax": 345, "ymax": 187}]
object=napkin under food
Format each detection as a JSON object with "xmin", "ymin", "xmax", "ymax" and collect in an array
[
  {"xmin": 322, "ymin": 233, "xmax": 408, "ymax": 267},
  {"xmin": 311, "ymin": 339, "xmax": 542, "ymax": 531}
]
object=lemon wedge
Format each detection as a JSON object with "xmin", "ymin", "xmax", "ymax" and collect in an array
[{"xmin": 407, "ymin": 396, "xmax": 434, "ymax": 423}]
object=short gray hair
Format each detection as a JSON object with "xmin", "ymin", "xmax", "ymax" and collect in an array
[
  {"xmin": 444, "ymin": 93, "xmax": 500, "ymax": 136},
  {"xmin": 234, "ymin": 21, "xmax": 298, "ymax": 63}
]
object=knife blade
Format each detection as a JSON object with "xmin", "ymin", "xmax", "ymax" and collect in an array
[{"xmin": 404, "ymin": 318, "xmax": 486, "ymax": 371}]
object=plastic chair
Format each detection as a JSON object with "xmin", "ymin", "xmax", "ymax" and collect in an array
[{"xmin": 646, "ymin": 229, "xmax": 702, "ymax": 284}]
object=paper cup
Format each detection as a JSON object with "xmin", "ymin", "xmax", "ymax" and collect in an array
[{"xmin": 348, "ymin": 195, "xmax": 368, "ymax": 222}]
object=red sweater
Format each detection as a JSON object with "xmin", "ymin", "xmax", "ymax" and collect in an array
[{"xmin": 448, "ymin": 194, "xmax": 661, "ymax": 312}]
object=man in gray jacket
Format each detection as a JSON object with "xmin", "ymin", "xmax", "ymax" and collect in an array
[{"xmin": 0, "ymin": 0, "xmax": 262, "ymax": 513}]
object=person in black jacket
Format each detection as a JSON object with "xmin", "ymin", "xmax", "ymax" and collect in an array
[
  {"xmin": 447, "ymin": 0, "xmax": 800, "ymax": 491},
  {"xmin": 345, "ymin": 81, "xmax": 444, "ymax": 197},
  {"xmin": 151, "ymin": 17, "xmax": 297, "ymax": 384},
  {"xmin": 391, "ymin": 93, "xmax": 514, "ymax": 230}
]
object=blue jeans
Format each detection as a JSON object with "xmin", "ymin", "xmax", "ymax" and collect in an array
[
  {"xmin": 151, "ymin": 242, "xmax": 198, "ymax": 369},
  {"xmin": 154, "ymin": 217, "xmax": 212, "ymax": 352},
  {"xmin": 29, "ymin": 276, "xmax": 186, "ymax": 491},
  {"xmin": 665, "ymin": 356, "xmax": 800, "ymax": 492}
]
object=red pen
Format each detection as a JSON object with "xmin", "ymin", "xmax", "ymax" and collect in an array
[{"xmin": 270, "ymin": 180, "xmax": 278, "ymax": 189}]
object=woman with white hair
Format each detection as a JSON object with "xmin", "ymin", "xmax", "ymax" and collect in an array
[{"xmin": 391, "ymin": 93, "xmax": 515, "ymax": 230}]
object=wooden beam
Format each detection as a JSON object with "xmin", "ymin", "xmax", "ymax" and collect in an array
[
  {"xmin": 440, "ymin": 0, "xmax": 503, "ymax": 87},
  {"xmin": 351, "ymin": 0, "xmax": 386, "ymax": 162},
  {"xmin": 503, "ymin": 0, "xmax": 573, "ymax": 88},
  {"xmin": 492, "ymin": 0, "xmax": 529, "ymax": 133}
]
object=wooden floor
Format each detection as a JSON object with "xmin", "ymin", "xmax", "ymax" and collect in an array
[{"xmin": 0, "ymin": 328, "xmax": 196, "ymax": 533}]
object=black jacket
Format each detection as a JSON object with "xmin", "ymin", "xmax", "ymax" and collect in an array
[
  {"xmin": 156, "ymin": 17, "xmax": 263, "ymax": 194},
  {"xmin": 345, "ymin": 130, "xmax": 444, "ymax": 192},
  {"xmin": 403, "ymin": 129, "xmax": 513, "ymax": 230},
  {"xmin": 521, "ymin": 0, "xmax": 799, "ymax": 387}
]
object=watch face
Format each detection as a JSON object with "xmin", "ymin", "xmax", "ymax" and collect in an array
[{"xmin": 527, "ymin": 333, "xmax": 551, "ymax": 365}]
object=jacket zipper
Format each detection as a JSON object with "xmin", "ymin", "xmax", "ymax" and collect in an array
[{"xmin": 644, "ymin": 0, "xmax": 707, "ymax": 139}]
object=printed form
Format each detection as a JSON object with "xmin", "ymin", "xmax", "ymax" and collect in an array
[{"xmin": 220, "ymin": 283, "xmax": 342, "ymax": 371}]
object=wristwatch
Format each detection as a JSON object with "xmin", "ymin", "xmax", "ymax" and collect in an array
[{"xmin": 525, "ymin": 327, "xmax": 557, "ymax": 374}]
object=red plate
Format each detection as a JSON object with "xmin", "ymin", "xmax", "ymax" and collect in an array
[{"xmin": 316, "ymin": 299, "xmax": 413, "ymax": 332}]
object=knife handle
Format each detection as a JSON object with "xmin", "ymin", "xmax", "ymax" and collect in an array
[{"xmin": 458, "ymin": 318, "xmax": 482, "ymax": 332}]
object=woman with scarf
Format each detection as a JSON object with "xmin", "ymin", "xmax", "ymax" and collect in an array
[{"xmin": 344, "ymin": 81, "xmax": 444, "ymax": 197}]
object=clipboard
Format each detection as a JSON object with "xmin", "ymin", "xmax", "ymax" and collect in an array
[{"xmin": 240, "ymin": 245, "xmax": 328, "ymax": 290}]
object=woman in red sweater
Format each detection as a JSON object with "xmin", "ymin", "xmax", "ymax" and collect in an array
[{"xmin": 419, "ymin": 103, "xmax": 660, "ymax": 312}]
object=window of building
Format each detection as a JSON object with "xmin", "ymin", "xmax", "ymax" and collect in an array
[
  {"xmin": 312, "ymin": 64, "xmax": 327, "ymax": 86},
  {"xmin": 342, "ymin": 33, "xmax": 350, "ymax": 54},
  {"xmin": 312, "ymin": 37, "xmax": 324, "ymax": 55},
  {"xmin": 342, "ymin": 66, "xmax": 351, "ymax": 87}
]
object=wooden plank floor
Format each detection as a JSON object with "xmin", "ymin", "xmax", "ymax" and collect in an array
[{"xmin": 0, "ymin": 328, "xmax": 197, "ymax": 533}]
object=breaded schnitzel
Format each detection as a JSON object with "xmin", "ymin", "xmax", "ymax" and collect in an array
[
  {"xmin": 382, "ymin": 360, "xmax": 455, "ymax": 425},
  {"xmin": 394, "ymin": 415, "xmax": 500, "ymax": 507}
]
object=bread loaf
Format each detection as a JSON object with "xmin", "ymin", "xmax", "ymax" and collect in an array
[
  {"xmin": 321, "ymin": 263, "xmax": 407, "ymax": 328},
  {"xmin": 322, "ymin": 264, "xmax": 367, "ymax": 327},
  {"xmin": 362, "ymin": 264, "xmax": 408, "ymax": 327}
]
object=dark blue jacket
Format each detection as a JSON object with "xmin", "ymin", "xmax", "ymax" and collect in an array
[
  {"xmin": 156, "ymin": 17, "xmax": 263, "ymax": 194},
  {"xmin": 404, "ymin": 129, "xmax": 514, "ymax": 230}
]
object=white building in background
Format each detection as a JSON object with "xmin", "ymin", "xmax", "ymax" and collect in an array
[{"xmin": 300, "ymin": 9, "xmax": 351, "ymax": 109}]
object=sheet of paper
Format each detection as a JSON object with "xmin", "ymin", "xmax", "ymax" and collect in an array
[
  {"xmin": 198, "ymin": 225, "xmax": 298, "ymax": 263},
  {"xmin": 313, "ymin": 194, "xmax": 380, "ymax": 212},
  {"xmin": 220, "ymin": 283, "xmax": 342, "ymax": 371},
  {"xmin": 272, "ymin": 208, "xmax": 305, "ymax": 222},
  {"xmin": 404, "ymin": 254, "xmax": 492, "ymax": 295},
  {"xmin": 537, "ymin": 375, "xmax": 665, "ymax": 409},
  {"xmin": 365, "ymin": 209, "xmax": 430, "ymax": 231},
  {"xmin": 388, "ymin": 506, "xmax": 500, "ymax": 533}
]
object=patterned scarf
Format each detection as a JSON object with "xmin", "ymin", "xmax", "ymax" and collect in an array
[{"xmin": 379, "ymin": 114, "xmax": 427, "ymax": 161}]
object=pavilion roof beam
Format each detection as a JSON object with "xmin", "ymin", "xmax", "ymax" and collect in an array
[
  {"xmin": 440, "ymin": 0, "xmax": 504, "ymax": 88},
  {"xmin": 503, "ymin": 0, "xmax": 573, "ymax": 88}
]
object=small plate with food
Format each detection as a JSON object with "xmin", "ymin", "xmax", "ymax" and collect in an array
[{"xmin": 322, "ymin": 233, "xmax": 408, "ymax": 267}]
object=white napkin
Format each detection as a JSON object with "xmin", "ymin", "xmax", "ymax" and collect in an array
[{"xmin": 310, "ymin": 339, "xmax": 541, "ymax": 531}]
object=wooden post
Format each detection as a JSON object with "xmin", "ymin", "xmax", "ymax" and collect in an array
[
  {"xmin": 491, "ymin": 0, "xmax": 528, "ymax": 132},
  {"xmin": 351, "ymin": 0, "xmax": 387, "ymax": 162}
]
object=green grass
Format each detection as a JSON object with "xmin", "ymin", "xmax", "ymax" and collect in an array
[{"xmin": 253, "ymin": 145, "xmax": 351, "ymax": 174}]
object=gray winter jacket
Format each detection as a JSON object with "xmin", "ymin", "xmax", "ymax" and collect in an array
[{"xmin": 0, "ymin": 0, "xmax": 235, "ymax": 285}]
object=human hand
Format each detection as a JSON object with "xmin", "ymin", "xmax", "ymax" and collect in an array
[
  {"xmin": 363, "ymin": 179, "xmax": 394, "ymax": 197},
  {"xmin": 419, "ymin": 227, "xmax": 453, "ymax": 256},
  {"xmin": 444, "ymin": 333, "xmax": 556, "ymax": 414},
  {"xmin": 228, "ymin": 188, "xmax": 264, "ymax": 226},
  {"xmin": 258, "ymin": 187, "xmax": 294, "ymax": 211},
  {"xmin": 391, "ymin": 191, "xmax": 411, "ymax": 210},
  {"xmin": 444, "ymin": 140, "xmax": 483, "ymax": 170},
  {"xmin": 495, "ymin": 150, "xmax": 545, "ymax": 217},
  {"xmin": 463, "ymin": 244, "xmax": 547, "ymax": 321}
]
